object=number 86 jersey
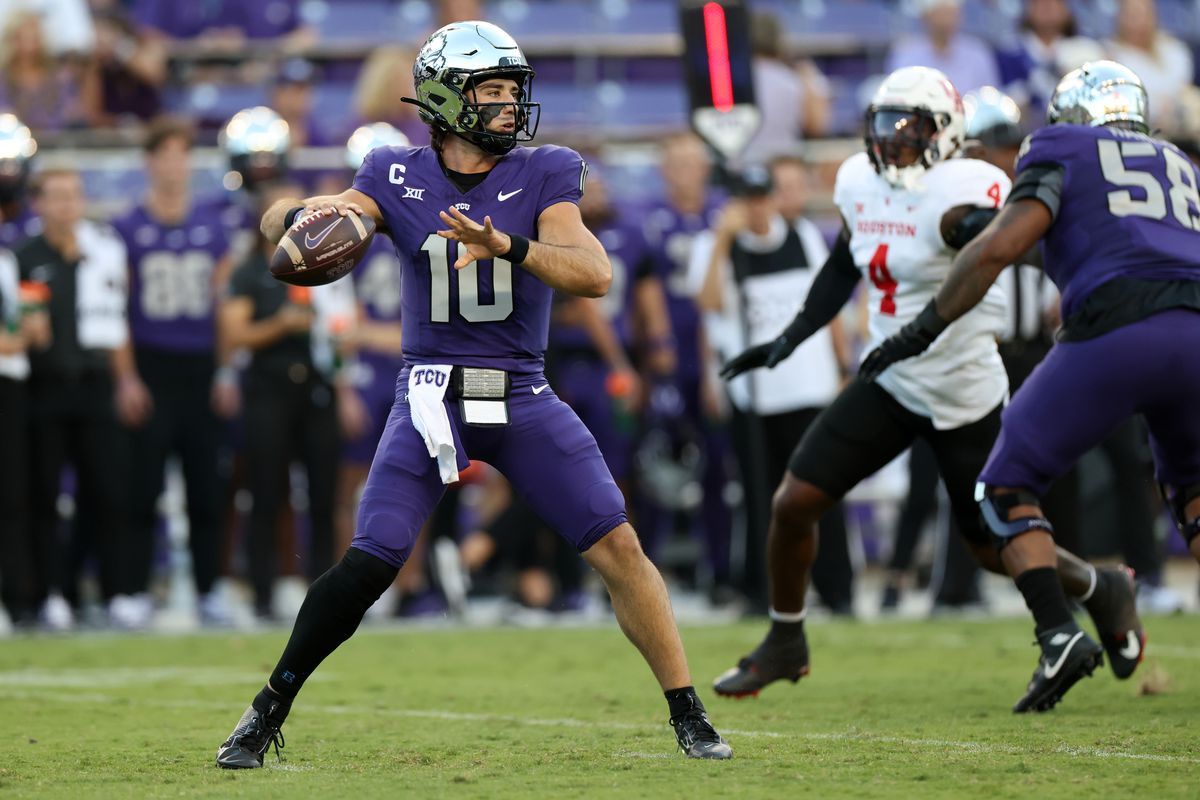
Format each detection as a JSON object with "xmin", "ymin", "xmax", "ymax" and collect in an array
[
  {"xmin": 352, "ymin": 144, "xmax": 587, "ymax": 375},
  {"xmin": 834, "ymin": 151, "xmax": 1011, "ymax": 430}
]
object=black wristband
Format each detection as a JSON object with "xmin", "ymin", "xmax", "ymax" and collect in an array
[
  {"xmin": 503, "ymin": 233, "xmax": 530, "ymax": 265},
  {"xmin": 283, "ymin": 206, "xmax": 305, "ymax": 229},
  {"xmin": 913, "ymin": 300, "xmax": 950, "ymax": 343}
]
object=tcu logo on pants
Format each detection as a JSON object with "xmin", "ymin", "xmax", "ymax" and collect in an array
[{"xmin": 412, "ymin": 368, "xmax": 447, "ymax": 387}]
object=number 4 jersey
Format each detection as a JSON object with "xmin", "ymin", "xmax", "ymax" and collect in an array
[
  {"xmin": 352, "ymin": 144, "xmax": 587, "ymax": 374},
  {"xmin": 834, "ymin": 152, "xmax": 1011, "ymax": 429},
  {"xmin": 1014, "ymin": 124, "xmax": 1200, "ymax": 322}
]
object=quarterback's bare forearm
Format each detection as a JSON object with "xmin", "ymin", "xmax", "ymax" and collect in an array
[
  {"xmin": 521, "ymin": 201, "xmax": 611, "ymax": 298},
  {"xmin": 934, "ymin": 198, "xmax": 1053, "ymax": 322},
  {"xmin": 520, "ymin": 239, "xmax": 611, "ymax": 298}
]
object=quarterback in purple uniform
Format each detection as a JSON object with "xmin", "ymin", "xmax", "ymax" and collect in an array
[
  {"xmin": 215, "ymin": 21, "xmax": 731, "ymax": 767},
  {"xmin": 110, "ymin": 118, "xmax": 237, "ymax": 628},
  {"xmin": 862, "ymin": 61, "xmax": 1200, "ymax": 708}
]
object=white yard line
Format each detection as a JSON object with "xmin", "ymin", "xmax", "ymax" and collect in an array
[{"xmin": 0, "ymin": 676, "xmax": 1196, "ymax": 766}]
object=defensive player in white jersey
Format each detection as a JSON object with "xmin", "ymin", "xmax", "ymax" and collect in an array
[{"xmin": 712, "ymin": 67, "xmax": 1143, "ymax": 713}]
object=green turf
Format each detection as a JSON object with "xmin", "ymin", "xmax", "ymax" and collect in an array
[{"xmin": 0, "ymin": 615, "xmax": 1197, "ymax": 799}]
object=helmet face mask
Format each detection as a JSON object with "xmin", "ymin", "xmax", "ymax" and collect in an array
[
  {"xmin": 864, "ymin": 67, "xmax": 965, "ymax": 190},
  {"xmin": 410, "ymin": 21, "xmax": 541, "ymax": 155},
  {"xmin": 1047, "ymin": 60, "xmax": 1149, "ymax": 134}
]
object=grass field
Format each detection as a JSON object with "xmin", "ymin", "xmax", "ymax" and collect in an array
[{"xmin": 1, "ymin": 615, "xmax": 1197, "ymax": 799}]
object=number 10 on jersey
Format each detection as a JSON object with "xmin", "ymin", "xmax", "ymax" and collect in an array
[{"xmin": 421, "ymin": 233, "xmax": 514, "ymax": 323}]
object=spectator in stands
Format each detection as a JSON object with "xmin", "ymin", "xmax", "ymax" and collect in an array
[
  {"xmin": 132, "ymin": 0, "xmax": 315, "ymax": 52},
  {"xmin": 0, "ymin": 0, "xmax": 95, "ymax": 56},
  {"xmin": 351, "ymin": 46, "xmax": 429, "ymax": 146},
  {"xmin": 0, "ymin": 10, "xmax": 87, "ymax": 133},
  {"xmin": 270, "ymin": 58, "xmax": 330, "ymax": 148},
  {"xmin": 17, "ymin": 168, "xmax": 131, "ymax": 630},
  {"xmin": 995, "ymin": 0, "xmax": 1103, "ymax": 121},
  {"xmin": 82, "ymin": 7, "xmax": 165, "ymax": 128},
  {"xmin": 1106, "ymin": 0, "xmax": 1195, "ymax": 134},
  {"xmin": 742, "ymin": 10, "xmax": 829, "ymax": 164},
  {"xmin": 886, "ymin": 0, "xmax": 999, "ymax": 96},
  {"xmin": 437, "ymin": 0, "xmax": 481, "ymax": 28}
]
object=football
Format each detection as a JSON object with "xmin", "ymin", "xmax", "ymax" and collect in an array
[{"xmin": 269, "ymin": 209, "xmax": 377, "ymax": 286}]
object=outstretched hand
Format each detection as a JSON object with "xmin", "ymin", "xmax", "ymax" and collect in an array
[
  {"xmin": 718, "ymin": 335, "xmax": 797, "ymax": 381},
  {"xmin": 437, "ymin": 207, "xmax": 512, "ymax": 269}
]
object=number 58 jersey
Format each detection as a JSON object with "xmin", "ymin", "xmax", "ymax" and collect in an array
[
  {"xmin": 834, "ymin": 152, "xmax": 1011, "ymax": 430},
  {"xmin": 1016, "ymin": 124, "xmax": 1200, "ymax": 320},
  {"xmin": 352, "ymin": 144, "xmax": 587, "ymax": 374}
]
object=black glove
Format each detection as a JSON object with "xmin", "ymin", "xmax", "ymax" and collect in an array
[
  {"xmin": 719, "ymin": 320, "xmax": 812, "ymax": 381},
  {"xmin": 858, "ymin": 300, "xmax": 950, "ymax": 382}
]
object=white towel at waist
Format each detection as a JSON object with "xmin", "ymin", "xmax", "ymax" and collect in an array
[{"xmin": 407, "ymin": 365, "xmax": 459, "ymax": 484}]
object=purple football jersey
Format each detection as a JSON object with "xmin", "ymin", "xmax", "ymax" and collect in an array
[
  {"xmin": 640, "ymin": 197, "xmax": 722, "ymax": 379},
  {"xmin": 114, "ymin": 202, "xmax": 231, "ymax": 353},
  {"xmin": 352, "ymin": 144, "xmax": 587, "ymax": 374},
  {"xmin": 553, "ymin": 216, "xmax": 649, "ymax": 352},
  {"xmin": 1017, "ymin": 124, "xmax": 1200, "ymax": 318}
]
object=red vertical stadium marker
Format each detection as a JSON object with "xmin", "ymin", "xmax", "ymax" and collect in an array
[{"xmin": 702, "ymin": 2, "xmax": 733, "ymax": 112}]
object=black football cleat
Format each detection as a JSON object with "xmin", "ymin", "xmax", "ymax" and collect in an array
[
  {"xmin": 1083, "ymin": 566, "xmax": 1146, "ymax": 680},
  {"xmin": 215, "ymin": 702, "xmax": 287, "ymax": 769},
  {"xmin": 712, "ymin": 629, "xmax": 810, "ymax": 699},
  {"xmin": 1012, "ymin": 622, "xmax": 1104, "ymax": 713},
  {"xmin": 670, "ymin": 704, "xmax": 733, "ymax": 760}
]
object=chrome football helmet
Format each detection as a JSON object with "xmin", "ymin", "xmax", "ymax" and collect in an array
[
  {"xmin": 219, "ymin": 106, "xmax": 291, "ymax": 190},
  {"xmin": 1047, "ymin": 60, "xmax": 1149, "ymax": 133},
  {"xmin": 407, "ymin": 20, "xmax": 540, "ymax": 155},
  {"xmin": 0, "ymin": 113, "xmax": 36, "ymax": 205},
  {"xmin": 345, "ymin": 122, "xmax": 410, "ymax": 169},
  {"xmin": 865, "ymin": 66, "xmax": 966, "ymax": 189},
  {"xmin": 963, "ymin": 86, "xmax": 1023, "ymax": 148}
]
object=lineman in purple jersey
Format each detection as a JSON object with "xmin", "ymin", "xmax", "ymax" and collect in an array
[
  {"xmin": 110, "ymin": 118, "xmax": 237, "ymax": 628},
  {"xmin": 861, "ymin": 61, "xmax": 1200, "ymax": 709},
  {"xmin": 215, "ymin": 21, "xmax": 731, "ymax": 768}
]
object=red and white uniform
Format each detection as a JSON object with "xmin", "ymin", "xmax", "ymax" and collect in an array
[{"xmin": 834, "ymin": 152, "xmax": 1011, "ymax": 429}]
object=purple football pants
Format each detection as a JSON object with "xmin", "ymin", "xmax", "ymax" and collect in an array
[
  {"xmin": 980, "ymin": 309, "xmax": 1200, "ymax": 495},
  {"xmin": 352, "ymin": 366, "xmax": 628, "ymax": 567}
]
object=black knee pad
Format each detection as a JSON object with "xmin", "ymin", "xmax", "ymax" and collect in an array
[
  {"xmin": 976, "ymin": 483, "xmax": 1054, "ymax": 551},
  {"xmin": 1160, "ymin": 482, "xmax": 1200, "ymax": 545}
]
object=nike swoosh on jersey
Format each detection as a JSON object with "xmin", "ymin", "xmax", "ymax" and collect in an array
[
  {"xmin": 304, "ymin": 218, "xmax": 341, "ymax": 249},
  {"xmin": 1043, "ymin": 631, "xmax": 1084, "ymax": 679},
  {"xmin": 532, "ymin": 384, "xmax": 550, "ymax": 394},
  {"xmin": 1117, "ymin": 630, "xmax": 1141, "ymax": 660},
  {"xmin": 498, "ymin": 189, "xmax": 524, "ymax": 201}
]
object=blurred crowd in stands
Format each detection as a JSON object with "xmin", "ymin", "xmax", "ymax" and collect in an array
[{"xmin": 0, "ymin": 0, "xmax": 1194, "ymax": 634}]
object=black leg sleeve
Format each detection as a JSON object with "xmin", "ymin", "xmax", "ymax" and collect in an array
[{"xmin": 268, "ymin": 547, "xmax": 399, "ymax": 699}]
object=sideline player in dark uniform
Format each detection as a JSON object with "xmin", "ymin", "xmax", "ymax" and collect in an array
[
  {"xmin": 111, "ymin": 117, "xmax": 236, "ymax": 627},
  {"xmin": 215, "ymin": 21, "xmax": 731, "ymax": 766},
  {"xmin": 860, "ymin": 61, "xmax": 1194, "ymax": 710}
]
